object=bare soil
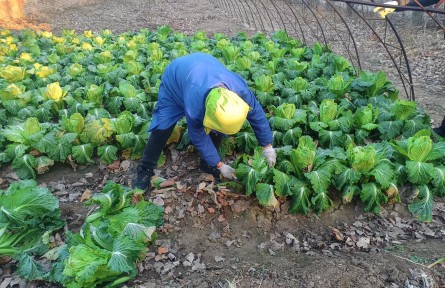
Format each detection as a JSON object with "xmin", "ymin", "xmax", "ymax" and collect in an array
[{"xmin": 1, "ymin": 0, "xmax": 444, "ymax": 287}]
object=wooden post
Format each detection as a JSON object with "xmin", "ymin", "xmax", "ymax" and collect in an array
[{"xmin": 0, "ymin": 0, "xmax": 26, "ymax": 20}]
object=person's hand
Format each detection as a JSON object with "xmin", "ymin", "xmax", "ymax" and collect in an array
[
  {"xmin": 373, "ymin": 1, "xmax": 398, "ymax": 18},
  {"xmin": 262, "ymin": 145, "xmax": 277, "ymax": 168},
  {"xmin": 218, "ymin": 163, "xmax": 237, "ymax": 180}
]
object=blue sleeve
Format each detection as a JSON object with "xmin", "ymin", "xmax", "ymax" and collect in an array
[
  {"xmin": 240, "ymin": 89, "xmax": 273, "ymax": 147},
  {"xmin": 186, "ymin": 116, "xmax": 221, "ymax": 166},
  {"xmin": 405, "ymin": 0, "xmax": 439, "ymax": 6}
]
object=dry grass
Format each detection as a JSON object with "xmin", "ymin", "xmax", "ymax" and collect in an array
[{"xmin": 0, "ymin": 18, "xmax": 51, "ymax": 31}]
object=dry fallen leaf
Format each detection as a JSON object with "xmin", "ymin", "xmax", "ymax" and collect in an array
[
  {"xmin": 207, "ymin": 207, "xmax": 215, "ymax": 214},
  {"xmin": 0, "ymin": 256, "xmax": 12, "ymax": 265},
  {"xmin": 185, "ymin": 252, "xmax": 195, "ymax": 263},
  {"xmin": 217, "ymin": 195, "xmax": 229, "ymax": 207},
  {"xmin": 257, "ymin": 242, "xmax": 268, "ymax": 249},
  {"xmin": 183, "ymin": 260, "xmax": 192, "ymax": 267},
  {"xmin": 36, "ymin": 159, "xmax": 54, "ymax": 174},
  {"xmin": 155, "ymin": 254, "xmax": 166, "ymax": 262},
  {"xmin": 29, "ymin": 149, "xmax": 41, "ymax": 156},
  {"xmin": 66, "ymin": 155, "xmax": 78, "ymax": 171},
  {"xmin": 197, "ymin": 182, "xmax": 206, "ymax": 191},
  {"xmin": 214, "ymin": 256, "xmax": 225, "ymax": 263},
  {"xmin": 160, "ymin": 177, "xmax": 177, "ymax": 188},
  {"xmin": 107, "ymin": 160, "xmax": 121, "ymax": 171},
  {"xmin": 131, "ymin": 193, "xmax": 143, "ymax": 204},
  {"xmin": 217, "ymin": 214, "xmax": 226, "ymax": 223},
  {"xmin": 0, "ymin": 277, "xmax": 12, "ymax": 288},
  {"xmin": 152, "ymin": 197, "xmax": 165, "ymax": 207},
  {"xmin": 165, "ymin": 206, "xmax": 173, "ymax": 214},
  {"xmin": 232, "ymin": 200, "xmax": 250, "ymax": 213},
  {"xmin": 356, "ymin": 237, "xmax": 370, "ymax": 249},
  {"xmin": 121, "ymin": 149, "xmax": 131, "ymax": 160},
  {"xmin": 208, "ymin": 232, "xmax": 221, "ymax": 241},
  {"xmin": 285, "ymin": 232, "xmax": 297, "ymax": 246},
  {"xmin": 80, "ymin": 189, "xmax": 93, "ymax": 202},
  {"xmin": 175, "ymin": 182, "xmax": 185, "ymax": 190},
  {"xmin": 120, "ymin": 160, "xmax": 131, "ymax": 171},
  {"xmin": 157, "ymin": 247, "xmax": 169, "ymax": 255},
  {"xmin": 345, "ymin": 237, "xmax": 355, "ymax": 247},
  {"xmin": 331, "ymin": 228, "xmax": 345, "ymax": 242}
]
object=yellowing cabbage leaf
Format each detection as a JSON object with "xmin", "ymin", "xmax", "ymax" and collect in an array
[{"xmin": 45, "ymin": 82, "xmax": 64, "ymax": 102}]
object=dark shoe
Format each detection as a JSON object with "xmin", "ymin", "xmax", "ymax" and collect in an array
[
  {"xmin": 132, "ymin": 166, "xmax": 154, "ymax": 190},
  {"xmin": 199, "ymin": 159, "xmax": 221, "ymax": 181},
  {"xmin": 433, "ymin": 127, "xmax": 445, "ymax": 137}
]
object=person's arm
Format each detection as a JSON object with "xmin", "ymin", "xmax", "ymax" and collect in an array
[
  {"xmin": 239, "ymin": 89, "xmax": 273, "ymax": 147},
  {"xmin": 186, "ymin": 117, "xmax": 221, "ymax": 166},
  {"xmin": 404, "ymin": 0, "xmax": 440, "ymax": 7},
  {"xmin": 374, "ymin": 0, "xmax": 440, "ymax": 17},
  {"xmin": 238, "ymin": 89, "xmax": 276, "ymax": 167},
  {"xmin": 187, "ymin": 117, "xmax": 237, "ymax": 179}
]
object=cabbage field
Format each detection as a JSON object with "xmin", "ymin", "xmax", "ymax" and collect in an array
[{"xmin": 0, "ymin": 25, "xmax": 444, "ymax": 287}]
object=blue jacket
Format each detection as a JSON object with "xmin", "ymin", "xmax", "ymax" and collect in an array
[
  {"xmin": 405, "ymin": 0, "xmax": 439, "ymax": 6},
  {"xmin": 149, "ymin": 52, "xmax": 273, "ymax": 166}
]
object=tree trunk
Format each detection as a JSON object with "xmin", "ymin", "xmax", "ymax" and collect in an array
[{"xmin": 0, "ymin": 0, "xmax": 26, "ymax": 20}]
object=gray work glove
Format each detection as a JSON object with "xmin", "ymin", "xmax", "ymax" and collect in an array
[
  {"xmin": 262, "ymin": 146, "xmax": 277, "ymax": 168},
  {"xmin": 218, "ymin": 163, "xmax": 237, "ymax": 180}
]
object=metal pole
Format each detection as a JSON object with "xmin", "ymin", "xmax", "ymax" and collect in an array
[{"xmin": 331, "ymin": 0, "xmax": 445, "ymax": 14}]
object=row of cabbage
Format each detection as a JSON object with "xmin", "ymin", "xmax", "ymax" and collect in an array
[
  {"xmin": 0, "ymin": 180, "xmax": 164, "ymax": 287},
  {"xmin": 0, "ymin": 26, "xmax": 443, "ymax": 221}
]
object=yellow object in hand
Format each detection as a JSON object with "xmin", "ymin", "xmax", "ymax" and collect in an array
[{"xmin": 373, "ymin": 1, "xmax": 398, "ymax": 18}]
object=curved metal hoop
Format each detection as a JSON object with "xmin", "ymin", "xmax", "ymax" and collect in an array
[
  {"xmin": 210, "ymin": 0, "xmax": 417, "ymax": 100},
  {"xmin": 344, "ymin": 1, "xmax": 415, "ymax": 100}
]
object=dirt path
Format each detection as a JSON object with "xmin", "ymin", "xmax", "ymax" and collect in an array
[{"xmin": 1, "ymin": 0, "xmax": 444, "ymax": 287}]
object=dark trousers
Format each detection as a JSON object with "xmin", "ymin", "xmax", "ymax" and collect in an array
[
  {"xmin": 435, "ymin": 116, "xmax": 445, "ymax": 136},
  {"xmin": 139, "ymin": 125, "xmax": 176, "ymax": 171},
  {"xmin": 139, "ymin": 126, "xmax": 223, "ymax": 171}
]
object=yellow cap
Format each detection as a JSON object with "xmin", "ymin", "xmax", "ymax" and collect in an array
[{"xmin": 203, "ymin": 87, "xmax": 250, "ymax": 135}]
